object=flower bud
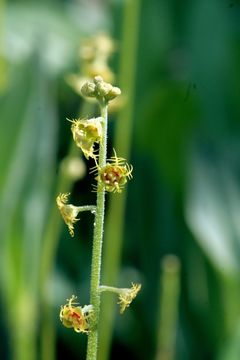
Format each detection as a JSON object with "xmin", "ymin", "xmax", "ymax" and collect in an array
[
  {"xmin": 94, "ymin": 75, "xmax": 121, "ymax": 101},
  {"xmin": 105, "ymin": 85, "xmax": 121, "ymax": 101},
  {"xmin": 95, "ymin": 78, "xmax": 112, "ymax": 97},
  {"xmin": 81, "ymin": 81, "xmax": 96, "ymax": 97},
  {"xmin": 81, "ymin": 76, "xmax": 121, "ymax": 103}
]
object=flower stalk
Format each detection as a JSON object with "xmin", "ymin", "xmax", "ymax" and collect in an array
[{"xmin": 86, "ymin": 99, "xmax": 108, "ymax": 360}]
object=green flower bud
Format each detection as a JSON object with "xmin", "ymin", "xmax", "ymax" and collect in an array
[
  {"xmin": 81, "ymin": 76, "xmax": 121, "ymax": 103},
  {"xmin": 105, "ymin": 85, "xmax": 121, "ymax": 101},
  {"xmin": 81, "ymin": 81, "xmax": 96, "ymax": 97}
]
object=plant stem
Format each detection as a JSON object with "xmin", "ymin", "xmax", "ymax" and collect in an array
[
  {"xmin": 98, "ymin": 0, "xmax": 141, "ymax": 358},
  {"xmin": 86, "ymin": 101, "xmax": 108, "ymax": 360},
  {"xmin": 77, "ymin": 205, "xmax": 96, "ymax": 212},
  {"xmin": 156, "ymin": 255, "xmax": 180, "ymax": 360},
  {"xmin": 11, "ymin": 290, "xmax": 37, "ymax": 360},
  {"xmin": 99, "ymin": 285, "xmax": 124, "ymax": 294},
  {"xmin": 0, "ymin": 0, "xmax": 7, "ymax": 92}
]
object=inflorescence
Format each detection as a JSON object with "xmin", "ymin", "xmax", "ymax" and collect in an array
[{"xmin": 57, "ymin": 75, "xmax": 141, "ymax": 336}]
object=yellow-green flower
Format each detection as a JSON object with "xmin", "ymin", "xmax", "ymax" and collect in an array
[
  {"xmin": 94, "ymin": 151, "xmax": 133, "ymax": 193},
  {"xmin": 60, "ymin": 295, "xmax": 93, "ymax": 333},
  {"xmin": 70, "ymin": 117, "xmax": 103, "ymax": 159},
  {"xmin": 56, "ymin": 193, "xmax": 80, "ymax": 237},
  {"xmin": 118, "ymin": 283, "xmax": 141, "ymax": 314}
]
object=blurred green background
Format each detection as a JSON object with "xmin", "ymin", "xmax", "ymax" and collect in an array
[{"xmin": 1, "ymin": 0, "xmax": 240, "ymax": 359}]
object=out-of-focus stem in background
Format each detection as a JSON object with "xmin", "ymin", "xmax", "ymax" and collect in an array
[
  {"xmin": 156, "ymin": 255, "xmax": 181, "ymax": 360},
  {"xmin": 98, "ymin": 0, "xmax": 141, "ymax": 359},
  {"xmin": 0, "ymin": 0, "xmax": 7, "ymax": 92}
]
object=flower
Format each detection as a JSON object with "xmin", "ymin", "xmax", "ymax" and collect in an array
[
  {"xmin": 56, "ymin": 193, "xmax": 80, "ymax": 237},
  {"xmin": 118, "ymin": 283, "xmax": 141, "ymax": 314},
  {"xmin": 70, "ymin": 117, "xmax": 103, "ymax": 159},
  {"xmin": 94, "ymin": 151, "xmax": 133, "ymax": 193},
  {"xmin": 60, "ymin": 295, "xmax": 93, "ymax": 333},
  {"xmin": 99, "ymin": 283, "xmax": 142, "ymax": 313}
]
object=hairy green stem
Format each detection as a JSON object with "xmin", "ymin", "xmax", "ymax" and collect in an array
[
  {"xmin": 99, "ymin": 285, "xmax": 125, "ymax": 295},
  {"xmin": 86, "ymin": 101, "xmax": 108, "ymax": 360},
  {"xmin": 98, "ymin": 1, "xmax": 141, "ymax": 358},
  {"xmin": 77, "ymin": 205, "xmax": 96, "ymax": 213}
]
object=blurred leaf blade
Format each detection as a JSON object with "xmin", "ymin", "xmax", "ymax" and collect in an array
[{"xmin": 185, "ymin": 150, "xmax": 240, "ymax": 275}]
